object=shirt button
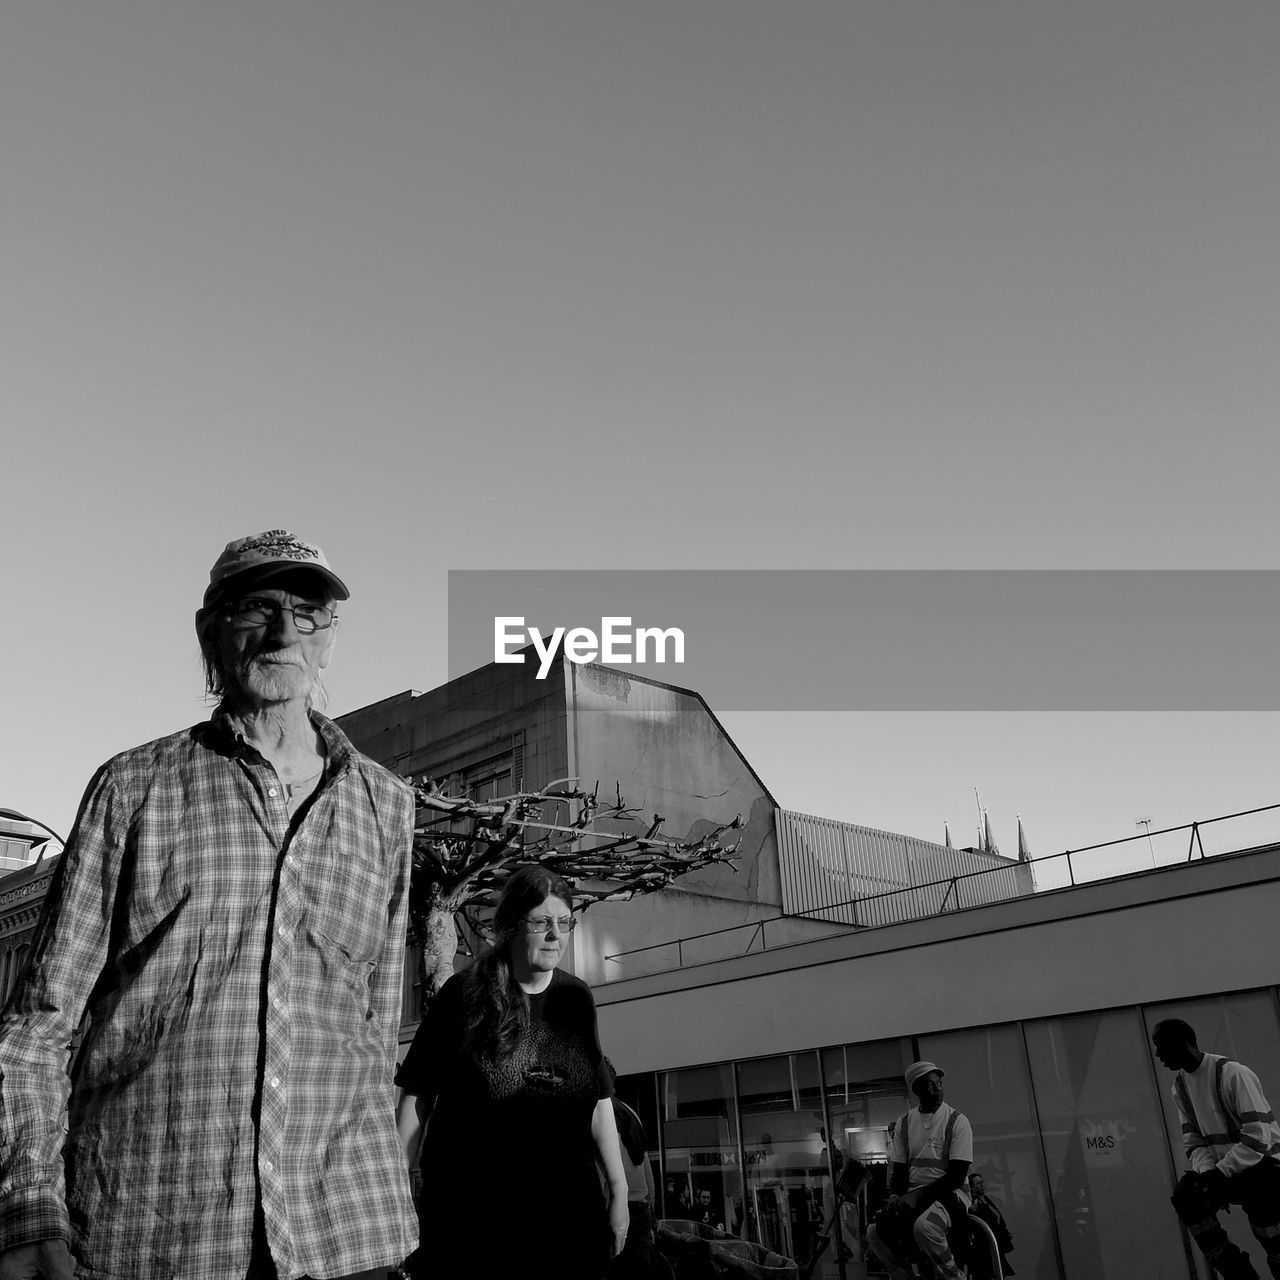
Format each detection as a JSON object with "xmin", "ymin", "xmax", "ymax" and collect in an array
[
  {"xmin": 268, "ymin": 787, "xmax": 278, "ymax": 797},
  {"xmin": 270, "ymin": 1076, "xmax": 280, "ymax": 1089},
  {"xmin": 263, "ymin": 1159, "xmax": 274, "ymax": 1173},
  {"xmin": 272, "ymin": 997, "xmax": 282, "ymax": 1010}
]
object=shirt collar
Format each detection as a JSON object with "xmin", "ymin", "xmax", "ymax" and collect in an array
[{"xmin": 207, "ymin": 706, "xmax": 356, "ymax": 777}]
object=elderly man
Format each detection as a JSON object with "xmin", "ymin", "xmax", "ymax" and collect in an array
[
  {"xmin": 0, "ymin": 531, "xmax": 417, "ymax": 1280},
  {"xmin": 1153, "ymin": 1018, "xmax": 1280, "ymax": 1280},
  {"xmin": 868, "ymin": 1060, "xmax": 974, "ymax": 1280}
]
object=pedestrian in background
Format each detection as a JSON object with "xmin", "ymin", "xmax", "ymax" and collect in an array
[
  {"xmin": 967, "ymin": 1173, "xmax": 1015, "ymax": 1277},
  {"xmin": 606, "ymin": 1063, "xmax": 675, "ymax": 1280},
  {"xmin": 1153, "ymin": 1018, "xmax": 1280, "ymax": 1280}
]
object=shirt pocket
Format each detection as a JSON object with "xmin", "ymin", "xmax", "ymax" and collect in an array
[
  {"xmin": 298, "ymin": 815, "xmax": 390, "ymax": 966},
  {"xmin": 115, "ymin": 821, "xmax": 200, "ymax": 958}
]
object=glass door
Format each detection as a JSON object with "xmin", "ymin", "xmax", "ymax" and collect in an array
[
  {"xmin": 820, "ymin": 1038, "xmax": 914, "ymax": 1280},
  {"xmin": 737, "ymin": 1052, "xmax": 830, "ymax": 1270}
]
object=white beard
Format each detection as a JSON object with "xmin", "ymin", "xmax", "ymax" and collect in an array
[{"xmin": 237, "ymin": 658, "xmax": 316, "ymax": 705}]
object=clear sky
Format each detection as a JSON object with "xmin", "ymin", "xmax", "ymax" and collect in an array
[{"xmin": 4, "ymin": 2, "xmax": 1279, "ymax": 863}]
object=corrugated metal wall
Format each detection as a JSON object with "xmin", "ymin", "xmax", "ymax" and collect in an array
[{"xmin": 776, "ymin": 809, "xmax": 1032, "ymax": 927}]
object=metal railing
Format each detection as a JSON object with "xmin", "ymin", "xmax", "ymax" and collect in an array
[{"xmin": 601, "ymin": 801, "xmax": 1280, "ymax": 982}]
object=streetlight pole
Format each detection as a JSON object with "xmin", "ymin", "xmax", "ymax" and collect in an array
[{"xmin": 1136, "ymin": 816, "xmax": 1156, "ymax": 869}]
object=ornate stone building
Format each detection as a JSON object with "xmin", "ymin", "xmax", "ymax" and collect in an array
[{"xmin": 0, "ymin": 852, "xmax": 59, "ymax": 1003}]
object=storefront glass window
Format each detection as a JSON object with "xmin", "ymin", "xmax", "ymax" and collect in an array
[
  {"xmin": 1025, "ymin": 1009, "xmax": 1189, "ymax": 1280},
  {"xmin": 659, "ymin": 1063, "xmax": 744, "ymax": 1235},
  {"xmin": 819, "ymin": 1038, "xmax": 913, "ymax": 1279},
  {"xmin": 918, "ymin": 1024, "xmax": 1059, "ymax": 1280},
  {"xmin": 638, "ymin": 988, "xmax": 1279, "ymax": 1280},
  {"xmin": 737, "ymin": 1052, "xmax": 830, "ymax": 1273},
  {"xmin": 617, "ymin": 1069, "xmax": 663, "ymax": 1219}
]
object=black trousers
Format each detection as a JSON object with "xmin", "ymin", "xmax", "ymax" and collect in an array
[{"xmin": 1172, "ymin": 1160, "xmax": 1280, "ymax": 1280}]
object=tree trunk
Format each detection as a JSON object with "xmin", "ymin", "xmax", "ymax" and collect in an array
[{"xmin": 419, "ymin": 900, "xmax": 459, "ymax": 1005}]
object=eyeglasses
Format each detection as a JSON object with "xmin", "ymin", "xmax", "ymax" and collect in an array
[
  {"xmin": 228, "ymin": 597, "xmax": 337, "ymax": 634},
  {"xmin": 522, "ymin": 915, "xmax": 577, "ymax": 935}
]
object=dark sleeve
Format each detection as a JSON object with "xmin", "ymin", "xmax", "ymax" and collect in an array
[
  {"xmin": 595, "ymin": 1059, "xmax": 613, "ymax": 1100},
  {"xmin": 918, "ymin": 1160, "xmax": 971, "ymax": 1211},
  {"xmin": 394, "ymin": 972, "xmax": 465, "ymax": 1101}
]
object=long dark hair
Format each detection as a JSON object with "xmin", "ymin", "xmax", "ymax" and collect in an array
[{"xmin": 460, "ymin": 864, "xmax": 574, "ymax": 1061}]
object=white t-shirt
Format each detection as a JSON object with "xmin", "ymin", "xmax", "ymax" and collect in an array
[{"xmin": 891, "ymin": 1102, "xmax": 974, "ymax": 1202}]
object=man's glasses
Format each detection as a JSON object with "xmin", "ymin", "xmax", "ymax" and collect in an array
[
  {"xmin": 229, "ymin": 597, "xmax": 337, "ymax": 634},
  {"xmin": 522, "ymin": 915, "xmax": 577, "ymax": 935}
]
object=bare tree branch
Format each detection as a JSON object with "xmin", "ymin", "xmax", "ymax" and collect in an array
[{"xmin": 406, "ymin": 777, "xmax": 741, "ymax": 1003}]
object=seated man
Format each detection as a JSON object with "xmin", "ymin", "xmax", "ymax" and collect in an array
[{"xmin": 868, "ymin": 1061, "xmax": 973, "ymax": 1280}]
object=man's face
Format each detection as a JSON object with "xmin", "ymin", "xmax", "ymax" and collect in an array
[
  {"xmin": 913, "ymin": 1070, "xmax": 945, "ymax": 1110},
  {"xmin": 216, "ymin": 581, "xmax": 336, "ymax": 709},
  {"xmin": 1152, "ymin": 1032, "xmax": 1193, "ymax": 1072},
  {"xmin": 969, "ymin": 1175, "xmax": 985, "ymax": 1196}
]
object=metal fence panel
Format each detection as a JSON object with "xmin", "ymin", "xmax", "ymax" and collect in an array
[{"xmin": 777, "ymin": 810, "xmax": 1030, "ymax": 927}]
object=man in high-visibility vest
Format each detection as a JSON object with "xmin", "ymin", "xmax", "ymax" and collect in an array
[
  {"xmin": 867, "ymin": 1060, "xmax": 974, "ymax": 1280},
  {"xmin": 1153, "ymin": 1018, "xmax": 1280, "ymax": 1280}
]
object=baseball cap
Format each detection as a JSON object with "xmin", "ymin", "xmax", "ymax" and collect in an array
[
  {"xmin": 904, "ymin": 1061, "xmax": 944, "ymax": 1092},
  {"xmin": 203, "ymin": 529, "xmax": 350, "ymax": 607}
]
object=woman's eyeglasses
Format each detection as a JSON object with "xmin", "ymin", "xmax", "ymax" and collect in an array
[{"xmin": 521, "ymin": 916, "xmax": 577, "ymax": 935}]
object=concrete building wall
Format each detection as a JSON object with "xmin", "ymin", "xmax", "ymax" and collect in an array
[
  {"xmin": 566, "ymin": 662, "xmax": 779, "ymax": 903},
  {"xmin": 337, "ymin": 660, "xmax": 571, "ymax": 796},
  {"xmin": 561, "ymin": 662, "xmax": 845, "ymax": 985},
  {"xmin": 594, "ymin": 845, "xmax": 1280, "ymax": 1074},
  {"xmin": 340, "ymin": 660, "xmax": 1040, "ymax": 990},
  {"xmin": 340, "ymin": 659, "xmax": 849, "ymax": 990}
]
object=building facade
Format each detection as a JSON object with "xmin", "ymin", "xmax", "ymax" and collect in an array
[
  {"xmin": 0, "ymin": 852, "xmax": 59, "ymax": 1006},
  {"xmin": 337, "ymin": 654, "xmax": 1018, "ymax": 999},
  {"xmin": 338, "ymin": 656, "xmax": 1280, "ymax": 1280},
  {"xmin": 596, "ymin": 845, "xmax": 1280, "ymax": 1280}
]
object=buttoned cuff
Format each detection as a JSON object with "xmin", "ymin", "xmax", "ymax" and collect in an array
[{"xmin": 0, "ymin": 1183, "xmax": 71, "ymax": 1253}]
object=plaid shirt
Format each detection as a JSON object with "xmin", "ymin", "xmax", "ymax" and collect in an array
[{"xmin": 0, "ymin": 711, "xmax": 418, "ymax": 1279}]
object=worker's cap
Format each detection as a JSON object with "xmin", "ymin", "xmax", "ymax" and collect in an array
[
  {"xmin": 202, "ymin": 529, "xmax": 349, "ymax": 607},
  {"xmin": 904, "ymin": 1061, "xmax": 944, "ymax": 1092}
]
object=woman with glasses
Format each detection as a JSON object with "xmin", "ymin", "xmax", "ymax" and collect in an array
[{"xmin": 395, "ymin": 864, "xmax": 629, "ymax": 1279}]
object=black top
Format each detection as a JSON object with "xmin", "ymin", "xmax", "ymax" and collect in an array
[{"xmin": 397, "ymin": 967, "xmax": 612, "ymax": 1253}]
